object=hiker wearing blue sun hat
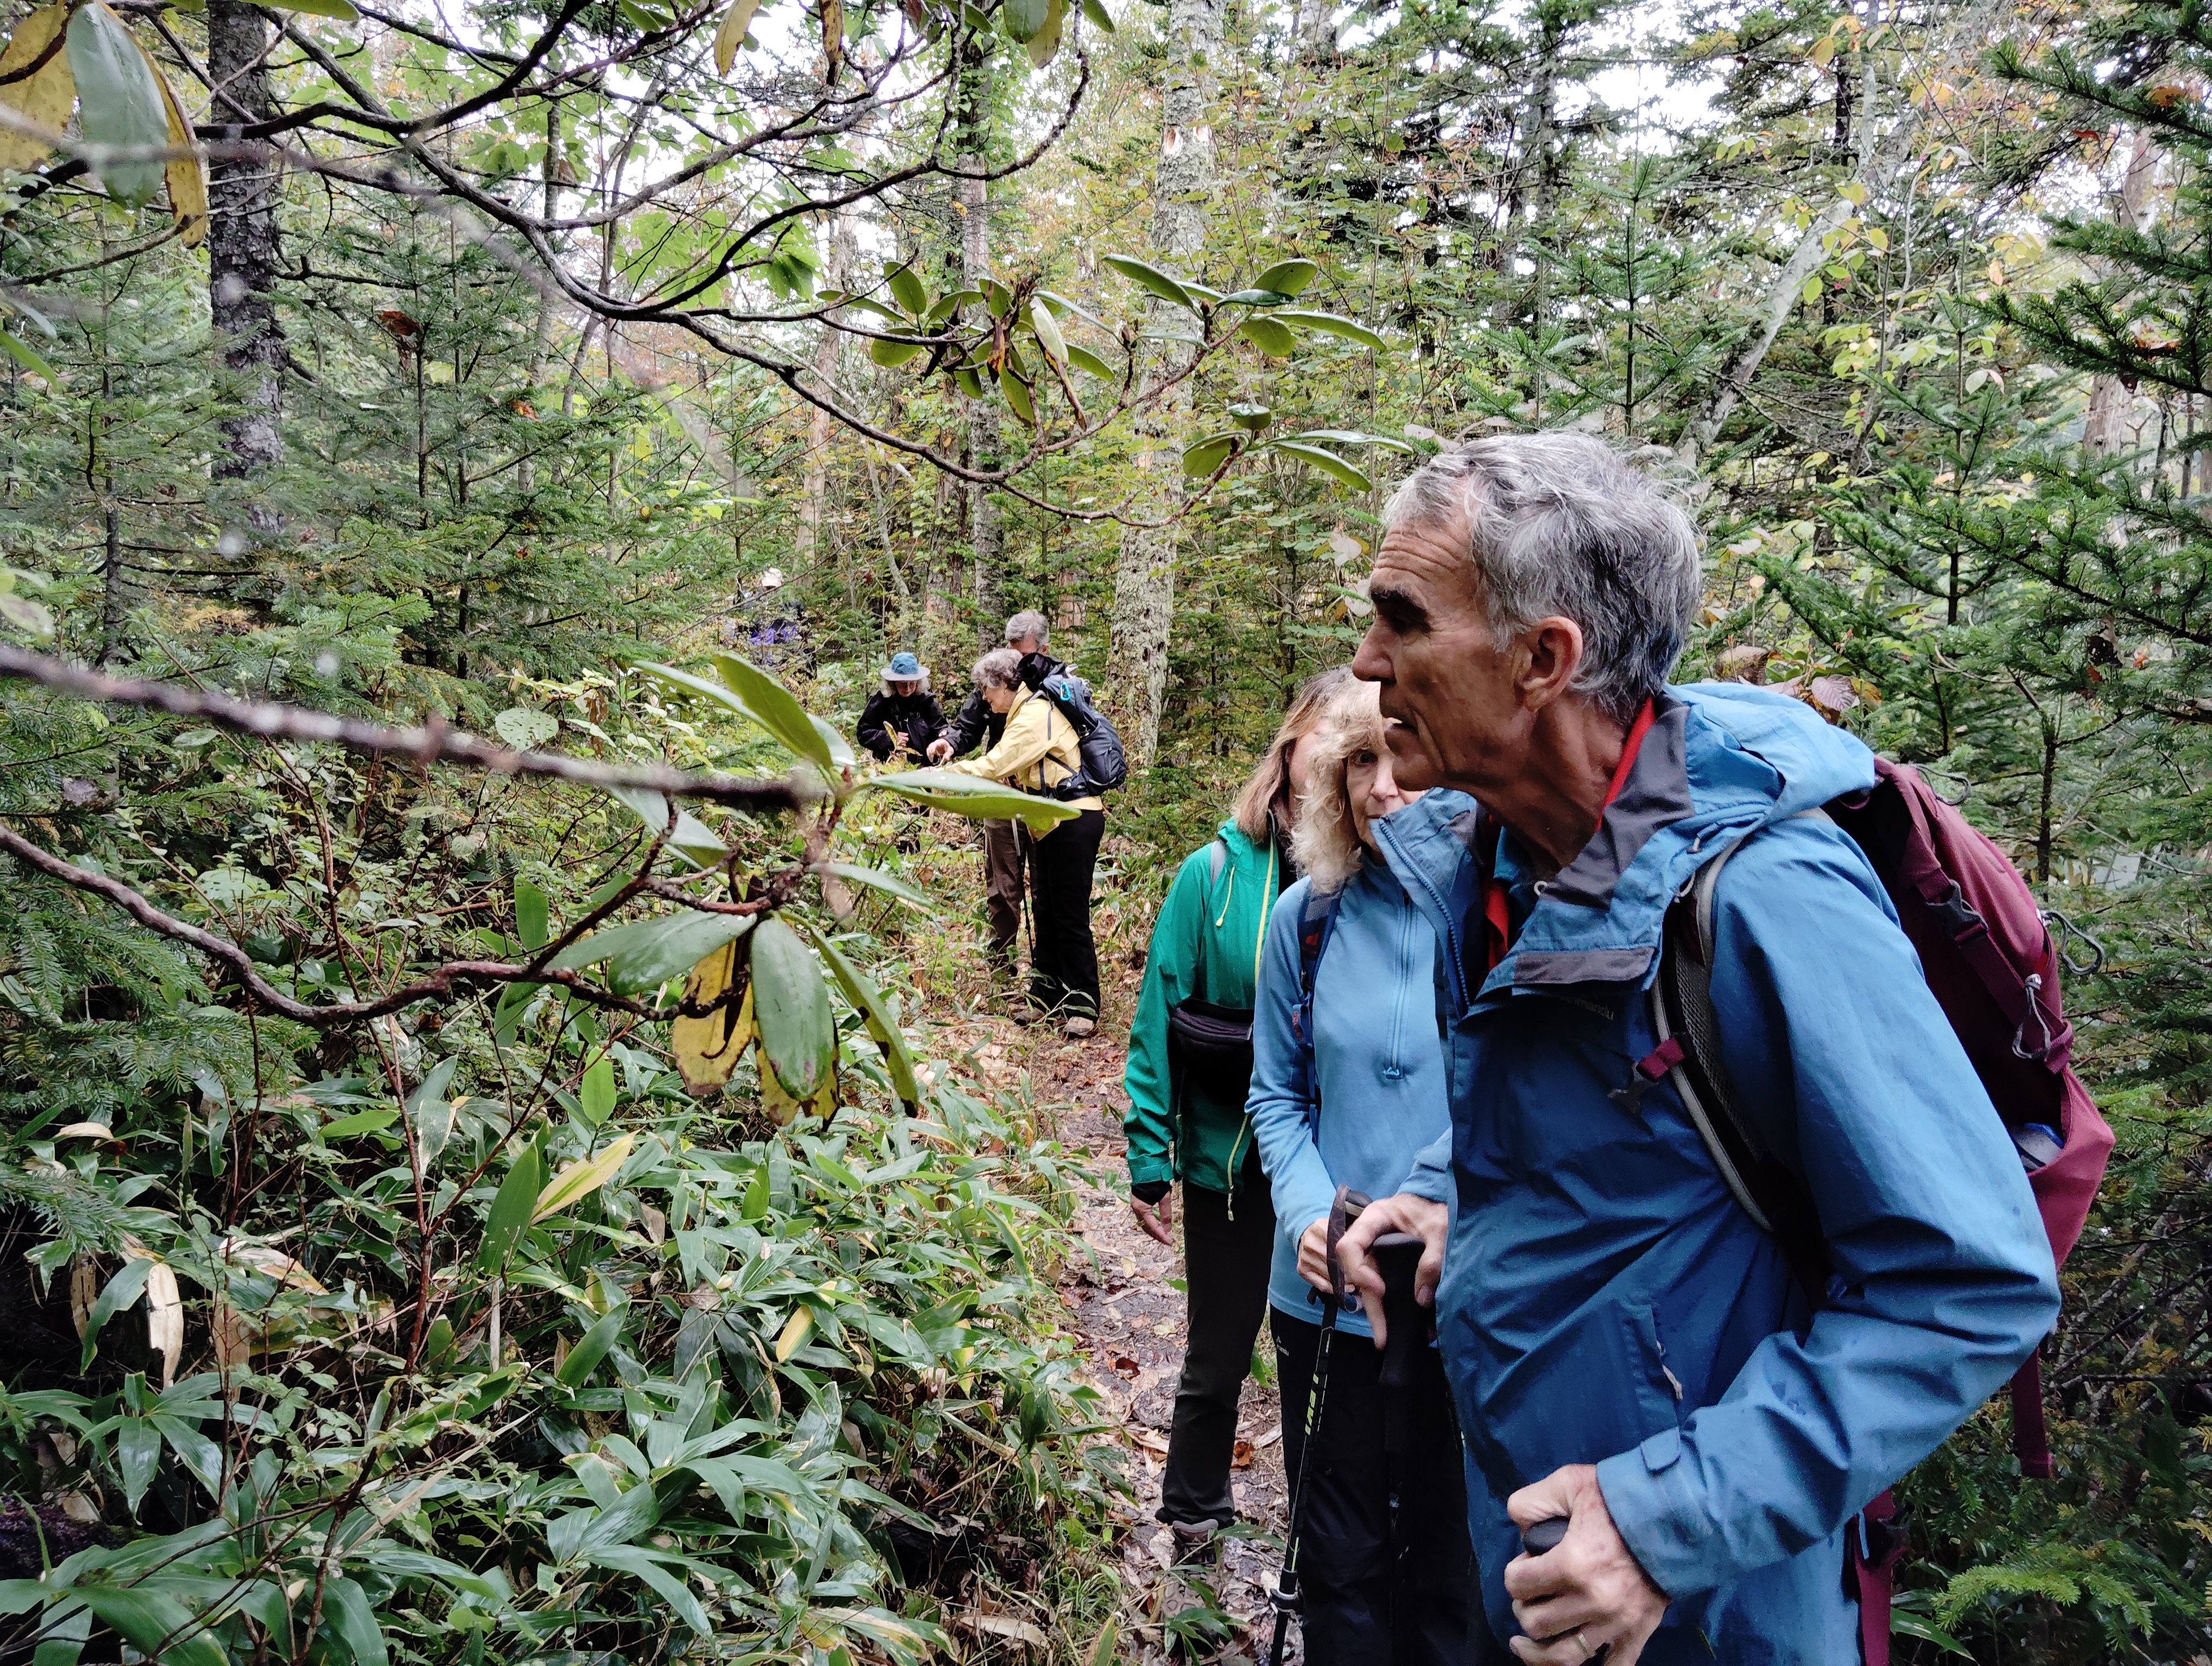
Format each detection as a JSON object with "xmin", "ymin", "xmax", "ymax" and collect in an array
[{"xmin": 858, "ymin": 651, "xmax": 946, "ymax": 764}]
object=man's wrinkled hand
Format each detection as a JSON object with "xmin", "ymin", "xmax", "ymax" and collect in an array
[
  {"xmin": 1503, "ymin": 1465, "xmax": 1669, "ymax": 1666},
  {"xmin": 1332, "ymin": 1191, "xmax": 1448, "ymax": 1346},
  {"xmin": 1130, "ymin": 1191, "xmax": 1175, "ymax": 1246},
  {"xmin": 926, "ymin": 739, "xmax": 953, "ymax": 764}
]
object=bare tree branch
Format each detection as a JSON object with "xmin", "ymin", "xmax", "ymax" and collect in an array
[
  {"xmin": 0, "ymin": 819, "xmax": 659, "ymax": 1025},
  {"xmin": 0, "ymin": 646, "xmax": 817, "ymax": 813}
]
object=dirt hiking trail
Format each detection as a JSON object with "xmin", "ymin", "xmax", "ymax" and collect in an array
[{"xmin": 943, "ymin": 948, "xmax": 1296, "ymax": 1665}]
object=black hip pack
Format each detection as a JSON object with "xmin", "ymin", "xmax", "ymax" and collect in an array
[
  {"xmin": 1167, "ymin": 998, "xmax": 1256, "ymax": 1100},
  {"xmin": 1163, "ymin": 836, "xmax": 1276, "ymax": 1107}
]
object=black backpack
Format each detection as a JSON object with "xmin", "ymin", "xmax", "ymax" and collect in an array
[{"xmin": 1030, "ymin": 670, "xmax": 1128, "ymax": 799}]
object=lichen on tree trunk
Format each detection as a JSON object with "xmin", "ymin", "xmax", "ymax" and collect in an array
[
  {"xmin": 205, "ymin": 0, "xmax": 285, "ymax": 513},
  {"xmin": 1107, "ymin": 0, "xmax": 1221, "ymax": 766},
  {"xmin": 957, "ymin": 39, "xmax": 1004, "ymax": 646},
  {"xmin": 795, "ymin": 214, "xmax": 857, "ymax": 585}
]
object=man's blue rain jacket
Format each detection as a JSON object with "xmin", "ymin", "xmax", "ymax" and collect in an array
[{"xmin": 1369, "ymin": 683, "xmax": 2060, "ymax": 1663}]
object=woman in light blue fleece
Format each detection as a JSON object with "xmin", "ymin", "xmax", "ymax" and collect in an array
[{"xmin": 1247, "ymin": 677, "xmax": 1476, "ymax": 1666}]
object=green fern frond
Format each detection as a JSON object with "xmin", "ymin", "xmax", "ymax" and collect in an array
[{"xmin": 0, "ymin": 1164, "xmax": 153, "ymax": 1259}]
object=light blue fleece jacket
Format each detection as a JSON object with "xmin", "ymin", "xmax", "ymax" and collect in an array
[{"xmin": 1246, "ymin": 828, "xmax": 1461, "ymax": 1340}]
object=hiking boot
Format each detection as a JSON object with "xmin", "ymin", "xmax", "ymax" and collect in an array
[
  {"xmin": 1063, "ymin": 1015, "xmax": 1096, "ymax": 1039},
  {"xmin": 1166, "ymin": 1518, "xmax": 1222, "ymax": 1568}
]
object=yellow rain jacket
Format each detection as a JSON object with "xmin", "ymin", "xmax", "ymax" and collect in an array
[{"xmin": 948, "ymin": 686, "xmax": 1103, "ymax": 813}]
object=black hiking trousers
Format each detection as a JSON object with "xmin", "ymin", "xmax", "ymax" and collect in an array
[
  {"xmin": 1274, "ymin": 1309, "xmax": 1483, "ymax": 1666},
  {"xmin": 1158, "ymin": 1166, "xmax": 1275, "ymax": 1528},
  {"xmin": 1025, "ymin": 808, "xmax": 1103, "ymax": 1020}
]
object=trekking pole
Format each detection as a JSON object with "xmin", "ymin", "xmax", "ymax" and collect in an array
[
  {"xmin": 1369, "ymin": 1231, "xmax": 1426, "ymax": 1659},
  {"xmin": 1268, "ymin": 1187, "xmax": 1366, "ymax": 1666},
  {"xmin": 1017, "ymin": 821, "xmax": 1041, "ymax": 997}
]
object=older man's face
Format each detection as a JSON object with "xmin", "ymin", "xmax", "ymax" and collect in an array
[{"xmin": 1351, "ymin": 513, "xmax": 1531, "ymax": 796}]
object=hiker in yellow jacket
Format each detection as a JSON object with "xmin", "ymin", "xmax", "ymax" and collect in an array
[{"xmin": 949, "ymin": 646, "xmax": 1105, "ymax": 1037}]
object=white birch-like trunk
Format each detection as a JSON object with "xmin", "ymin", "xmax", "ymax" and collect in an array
[
  {"xmin": 2084, "ymin": 133, "xmax": 2161, "ymax": 457},
  {"xmin": 1107, "ymin": 0, "xmax": 1222, "ymax": 766},
  {"xmin": 957, "ymin": 44, "xmax": 1004, "ymax": 645},
  {"xmin": 795, "ymin": 214, "xmax": 856, "ymax": 581}
]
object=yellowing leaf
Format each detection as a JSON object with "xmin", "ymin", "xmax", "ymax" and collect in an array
[
  {"xmin": 759, "ymin": 1052, "xmax": 834, "ymax": 1125},
  {"xmin": 713, "ymin": 0, "xmax": 763, "ymax": 73},
  {"xmin": 69, "ymin": 1254, "xmax": 98, "ymax": 1340},
  {"xmin": 1024, "ymin": 0, "xmax": 1063, "ymax": 66},
  {"xmin": 55, "ymin": 1122, "xmax": 115, "ymax": 1141},
  {"xmin": 774, "ymin": 1304, "xmax": 815, "ymax": 1362},
  {"xmin": 671, "ymin": 939, "xmax": 753, "ymax": 1095},
  {"xmin": 532, "ymin": 1133, "xmax": 635, "ymax": 1222},
  {"xmin": 144, "ymin": 1261, "xmax": 182, "ymax": 1389},
  {"xmin": 132, "ymin": 32, "xmax": 204, "ymax": 244},
  {"xmin": 0, "ymin": 7, "xmax": 75, "ymax": 172}
]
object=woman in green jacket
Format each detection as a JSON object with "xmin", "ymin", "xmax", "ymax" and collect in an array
[{"xmin": 1122, "ymin": 665, "xmax": 1347, "ymax": 1555}]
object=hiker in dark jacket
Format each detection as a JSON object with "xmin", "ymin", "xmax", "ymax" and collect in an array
[
  {"xmin": 1121, "ymin": 665, "xmax": 1346, "ymax": 1559},
  {"xmin": 1246, "ymin": 675, "xmax": 1477, "ymax": 1665},
  {"xmin": 931, "ymin": 611, "xmax": 1054, "ymax": 975},
  {"xmin": 856, "ymin": 652, "xmax": 945, "ymax": 764},
  {"xmin": 1332, "ymin": 435, "xmax": 2059, "ymax": 1666}
]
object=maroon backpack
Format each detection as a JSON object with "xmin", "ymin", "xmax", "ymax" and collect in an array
[{"xmin": 1641, "ymin": 758, "xmax": 2114, "ymax": 1663}]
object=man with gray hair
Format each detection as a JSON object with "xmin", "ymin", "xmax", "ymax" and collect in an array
[
  {"xmin": 1326, "ymin": 435, "xmax": 2057, "ymax": 1664},
  {"xmin": 931, "ymin": 611, "xmax": 1059, "ymax": 983}
]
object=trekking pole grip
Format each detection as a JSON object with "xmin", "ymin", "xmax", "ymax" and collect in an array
[
  {"xmin": 1521, "ymin": 1516, "xmax": 1571, "ymax": 1556},
  {"xmin": 1371, "ymin": 1232, "xmax": 1426, "ymax": 1390}
]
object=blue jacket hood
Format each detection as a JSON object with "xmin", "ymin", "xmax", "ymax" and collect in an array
[{"xmin": 1378, "ymin": 684, "xmax": 1879, "ymax": 1008}]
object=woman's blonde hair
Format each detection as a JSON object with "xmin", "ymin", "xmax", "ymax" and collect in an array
[
  {"xmin": 1231, "ymin": 666, "xmax": 1354, "ymax": 845},
  {"xmin": 1291, "ymin": 680, "xmax": 1391, "ymax": 895}
]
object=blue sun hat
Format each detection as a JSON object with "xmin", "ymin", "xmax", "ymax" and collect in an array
[{"xmin": 884, "ymin": 652, "xmax": 925, "ymax": 682}]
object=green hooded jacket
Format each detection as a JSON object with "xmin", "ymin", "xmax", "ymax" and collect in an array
[{"xmin": 1122, "ymin": 818, "xmax": 1286, "ymax": 1195}]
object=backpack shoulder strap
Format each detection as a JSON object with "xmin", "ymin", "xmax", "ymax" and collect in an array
[
  {"xmin": 1207, "ymin": 838, "xmax": 1228, "ymax": 884},
  {"xmin": 1291, "ymin": 885, "xmax": 1341, "ymax": 1134},
  {"xmin": 1648, "ymin": 822, "xmax": 1831, "ymax": 1302},
  {"xmin": 1297, "ymin": 885, "xmax": 1339, "ymax": 1000}
]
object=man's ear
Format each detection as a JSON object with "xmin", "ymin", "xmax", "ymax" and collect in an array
[{"xmin": 1516, "ymin": 616, "xmax": 1585, "ymax": 713}]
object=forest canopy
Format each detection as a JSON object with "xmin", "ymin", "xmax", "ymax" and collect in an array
[{"xmin": 2, "ymin": 0, "xmax": 2211, "ymax": 1656}]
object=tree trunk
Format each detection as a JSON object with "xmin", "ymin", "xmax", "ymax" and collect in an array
[
  {"xmin": 2085, "ymin": 133, "xmax": 2161, "ymax": 457},
  {"xmin": 957, "ymin": 39, "xmax": 1004, "ymax": 646},
  {"xmin": 205, "ymin": 0, "xmax": 285, "ymax": 508},
  {"xmin": 1107, "ymin": 0, "xmax": 1221, "ymax": 766},
  {"xmin": 99, "ymin": 503, "xmax": 128, "ymax": 668},
  {"xmin": 1494, "ymin": 1, "xmax": 1561, "ymax": 354},
  {"xmin": 519, "ymin": 101, "xmax": 561, "ymax": 495},
  {"xmin": 860, "ymin": 445, "xmax": 914, "ymax": 632},
  {"xmin": 1290, "ymin": 0, "xmax": 1334, "ymax": 62},
  {"xmin": 1683, "ymin": 0, "xmax": 1999, "ymax": 463},
  {"xmin": 795, "ymin": 213, "xmax": 855, "ymax": 581}
]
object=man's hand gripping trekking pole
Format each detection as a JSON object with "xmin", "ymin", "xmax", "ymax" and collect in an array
[
  {"xmin": 1502, "ymin": 1469, "xmax": 1669, "ymax": 1665},
  {"xmin": 1335, "ymin": 1196, "xmax": 1668, "ymax": 1663}
]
